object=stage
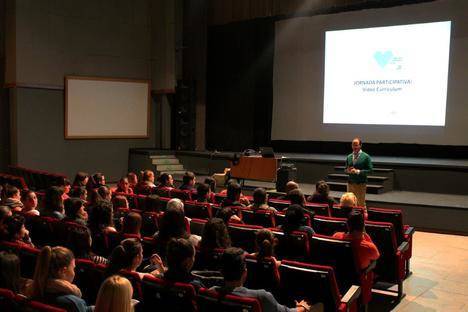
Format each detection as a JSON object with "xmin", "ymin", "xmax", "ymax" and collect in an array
[{"xmin": 129, "ymin": 149, "xmax": 468, "ymax": 234}]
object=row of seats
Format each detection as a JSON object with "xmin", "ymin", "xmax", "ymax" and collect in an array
[
  {"xmin": 0, "ymin": 173, "xmax": 28, "ymax": 190},
  {"xmin": 7, "ymin": 166, "xmax": 66, "ymax": 191},
  {"xmin": 0, "ymin": 288, "xmax": 66, "ymax": 312}
]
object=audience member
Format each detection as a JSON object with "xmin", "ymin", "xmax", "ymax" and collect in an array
[
  {"xmin": 112, "ymin": 195, "xmax": 129, "ymax": 210},
  {"xmin": 0, "ymin": 205, "xmax": 12, "ymax": 239},
  {"xmin": 134, "ymin": 170, "xmax": 156, "ymax": 195},
  {"xmin": 195, "ymin": 183, "xmax": 211, "ymax": 203},
  {"xmin": 69, "ymin": 187, "xmax": 87, "ymax": 201},
  {"xmin": 41, "ymin": 186, "xmax": 65, "ymax": 220},
  {"xmin": 64, "ymin": 198, "xmax": 88, "ymax": 226},
  {"xmin": 87, "ymin": 172, "xmax": 106, "ymax": 190},
  {"xmin": 66, "ymin": 226, "xmax": 108, "ymax": 265},
  {"xmin": 0, "ymin": 251, "xmax": 30, "ymax": 295},
  {"xmin": 60, "ymin": 178, "xmax": 72, "ymax": 200},
  {"xmin": 204, "ymin": 177, "xmax": 217, "ymax": 202},
  {"xmin": 144, "ymin": 194, "xmax": 161, "ymax": 212},
  {"xmin": 28, "ymin": 246, "xmax": 89, "ymax": 311},
  {"xmin": 332, "ymin": 210, "xmax": 380, "ymax": 269},
  {"xmin": 216, "ymin": 207, "xmax": 242, "ymax": 225},
  {"xmin": 116, "ymin": 177, "xmax": 133, "ymax": 194},
  {"xmin": 21, "ymin": 190, "xmax": 40, "ymax": 216},
  {"xmin": 160, "ymin": 238, "xmax": 204, "ymax": 289},
  {"xmin": 307, "ymin": 180, "xmax": 336, "ymax": 209},
  {"xmin": 213, "ymin": 247, "xmax": 313, "ymax": 312},
  {"xmin": 219, "ymin": 179, "xmax": 250, "ymax": 205},
  {"xmin": 221, "ymin": 182, "xmax": 245, "ymax": 208},
  {"xmin": 251, "ymin": 229, "xmax": 280, "ymax": 267},
  {"xmin": 88, "ymin": 200, "xmax": 117, "ymax": 236},
  {"xmin": 281, "ymin": 204, "xmax": 314, "ymax": 236},
  {"xmin": 179, "ymin": 171, "xmax": 196, "ymax": 191},
  {"xmin": 121, "ymin": 212, "xmax": 142, "ymax": 238},
  {"xmin": 278, "ymin": 181, "xmax": 299, "ymax": 200},
  {"xmin": 4, "ymin": 214, "xmax": 34, "ymax": 247},
  {"xmin": 97, "ymin": 186, "xmax": 112, "ymax": 202},
  {"xmin": 157, "ymin": 173, "xmax": 174, "ymax": 189},
  {"xmin": 94, "ymin": 275, "xmax": 135, "ymax": 312},
  {"xmin": 199, "ymin": 218, "xmax": 231, "ymax": 252},
  {"xmin": 287, "ymin": 189, "xmax": 306, "ymax": 207},
  {"xmin": 3, "ymin": 185, "xmax": 23, "ymax": 212},
  {"xmin": 127, "ymin": 172, "xmax": 138, "ymax": 189},
  {"xmin": 248, "ymin": 188, "xmax": 277, "ymax": 212},
  {"xmin": 338, "ymin": 192, "xmax": 367, "ymax": 219},
  {"xmin": 72, "ymin": 172, "xmax": 89, "ymax": 188}
]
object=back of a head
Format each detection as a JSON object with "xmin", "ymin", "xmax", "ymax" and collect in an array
[
  {"xmin": 0, "ymin": 205, "xmax": 12, "ymax": 222},
  {"xmin": 253, "ymin": 188, "xmax": 267, "ymax": 205},
  {"xmin": 44, "ymin": 186, "xmax": 64, "ymax": 212},
  {"xmin": 221, "ymin": 247, "xmax": 246, "ymax": 282},
  {"xmin": 88, "ymin": 200, "xmax": 114, "ymax": 231},
  {"xmin": 73, "ymin": 172, "xmax": 89, "ymax": 187},
  {"xmin": 340, "ymin": 192, "xmax": 357, "ymax": 207},
  {"xmin": 347, "ymin": 209, "xmax": 365, "ymax": 233},
  {"xmin": 255, "ymin": 229, "xmax": 275, "ymax": 260},
  {"xmin": 0, "ymin": 251, "xmax": 21, "ymax": 292},
  {"xmin": 64, "ymin": 198, "xmax": 84, "ymax": 219},
  {"xmin": 95, "ymin": 275, "xmax": 133, "ymax": 312},
  {"xmin": 112, "ymin": 196, "xmax": 128, "ymax": 209},
  {"xmin": 106, "ymin": 238, "xmax": 142, "ymax": 277},
  {"xmin": 65, "ymin": 226, "xmax": 92, "ymax": 259},
  {"xmin": 166, "ymin": 238, "xmax": 195, "ymax": 274},
  {"xmin": 227, "ymin": 182, "xmax": 241, "ymax": 201},
  {"xmin": 200, "ymin": 218, "xmax": 231, "ymax": 250},
  {"xmin": 159, "ymin": 201, "xmax": 187, "ymax": 241},
  {"xmin": 216, "ymin": 207, "xmax": 236, "ymax": 225},
  {"xmin": 157, "ymin": 173, "xmax": 170, "ymax": 186},
  {"xmin": 33, "ymin": 246, "xmax": 74, "ymax": 298},
  {"xmin": 142, "ymin": 170, "xmax": 154, "ymax": 182},
  {"xmin": 284, "ymin": 204, "xmax": 305, "ymax": 233},
  {"xmin": 182, "ymin": 171, "xmax": 195, "ymax": 185},
  {"xmin": 285, "ymin": 181, "xmax": 299, "ymax": 194},
  {"xmin": 145, "ymin": 195, "xmax": 160, "ymax": 212},
  {"xmin": 69, "ymin": 186, "xmax": 87, "ymax": 200},
  {"xmin": 97, "ymin": 186, "xmax": 111, "ymax": 201},
  {"xmin": 196, "ymin": 183, "xmax": 210, "ymax": 200},
  {"xmin": 316, "ymin": 180, "xmax": 330, "ymax": 197},
  {"xmin": 122, "ymin": 212, "xmax": 142, "ymax": 235},
  {"xmin": 204, "ymin": 177, "xmax": 216, "ymax": 192},
  {"xmin": 4, "ymin": 214, "xmax": 25, "ymax": 241},
  {"xmin": 5, "ymin": 185, "xmax": 19, "ymax": 199},
  {"xmin": 287, "ymin": 189, "xmax": 305, "ymax": 206}
]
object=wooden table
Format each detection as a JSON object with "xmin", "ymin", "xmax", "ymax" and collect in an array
[{"xmin": 230, "ymin": 156, "xmax": 279, "ymax": 182}]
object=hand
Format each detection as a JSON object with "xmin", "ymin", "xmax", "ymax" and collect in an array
[
  {"xmin": 150, "ymin": 253, "xmax": 164, "ymax": 269},
  {"xmin": 346, "ymin": 167, "xmax": 354, "ymax": 174},
  {"xmin": 295, "ymin": 300, "xmax": 311, "ymax": 312}
]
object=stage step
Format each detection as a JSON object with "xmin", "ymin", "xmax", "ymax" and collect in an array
[
  {"xmin": 326, "ymin": 181, "xmax": 385, "ymax": 194},
  {"xmin": 151, "ymin": 158, "xmax": 181, "ymax": 165},
  {"xmin": 334, "ymin": 166, "xmax": 393, "ymax": 174},
  {"xmin": 327, "ymin": 173, "xmax": 388, "ymax": 182}
]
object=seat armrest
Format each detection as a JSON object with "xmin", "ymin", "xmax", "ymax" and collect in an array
[
  {"xmin": 397, "ymin": 241, "xmax": 409, "ymax": 253},
  {"xmin": 363, "ymin": 260, "xmax": 377, "ymax": 274},
  {"xmin": 341, "ymin": 285, "xmax": 361, "ymax": 305},
  {"xmin": 404, "ymin": 226, "xmax": 415, "ymax": 237}
]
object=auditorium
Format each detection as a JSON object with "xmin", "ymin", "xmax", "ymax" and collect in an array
[{"xmin": 0, "ymin": 0, "xmax": 467, "ymax": 311}]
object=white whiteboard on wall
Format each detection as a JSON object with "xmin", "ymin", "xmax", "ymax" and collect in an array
[{"xmin": 65, "ymin": 76, "xmax": 150, "ymax": 139}]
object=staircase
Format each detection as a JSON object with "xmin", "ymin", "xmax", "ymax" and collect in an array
[
  {"xmin": 150, "ymin": 154, "xmax": 187, "ymax": 179},
  {"xmin": 326, "ymin": 166, "xmax": 394, "ymax": 194}
]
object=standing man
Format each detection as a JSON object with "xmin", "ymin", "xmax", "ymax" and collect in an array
[{"xmin": 345, "ymin": 138, "xmax": 373, "ymax": 207}]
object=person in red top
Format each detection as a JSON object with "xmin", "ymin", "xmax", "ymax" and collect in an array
[
  {"xmin": 332, "ymin": 209, "xmax": 379, "ymax": 270},
  {"xmin": 116, "ymin": 177, "xmax": 134, "ymax": 194}
]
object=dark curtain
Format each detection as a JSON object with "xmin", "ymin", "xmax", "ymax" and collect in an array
[{"xmin": 206, "ymin": 17, "xmax": 274, "ymax": 152}]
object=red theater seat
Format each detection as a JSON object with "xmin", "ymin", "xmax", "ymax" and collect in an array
[
  {"xmin": 196, "ymin": 288, "xmax": 262, "ymax": 312},
  {"xmin": 245, "ymin": 255, "xmax": 280, "ymax": 295},
  {"xmin": 270, "ymin": 228, "xmax": 310, "ymax": 262},
  {"xmin": 241, "ymin": 209, "xmax": 276, "ymax": 228}
]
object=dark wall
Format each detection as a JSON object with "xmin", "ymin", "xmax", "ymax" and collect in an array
[
  {"xmin": 206, "ymin": 18, "xmax": 274, "ymax": 151},
  {"xmin": 0, "ymin": 0, "xmax": 9, "ymax": 171}
]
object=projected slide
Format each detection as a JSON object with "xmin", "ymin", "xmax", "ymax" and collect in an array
[{"xmin": 323, "ymin": 21, "xmax": 451, "ymax": 126}]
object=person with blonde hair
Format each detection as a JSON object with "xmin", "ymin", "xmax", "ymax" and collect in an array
[
  {"xmin": 339, "ymin": 192, "xmax": 367, "ymax": 219},
  {"xmin": 95, "ymin": 275, "xmax": 134, "ymax": 312},
  {"xmin": 28, "ymin": 246, "xmax": 89, "ymax": 311}
]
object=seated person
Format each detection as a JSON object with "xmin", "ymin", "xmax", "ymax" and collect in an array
[
  {"xmin": 212, "ymin": 247, "xmax": 314, "ymax": 312},
  {"xmin": 72, "ymin": 172, "xmax": 89, "ymax": 188},
  {"xmin": 21, "ymin": 190, "xmax": 40, "ymax": 216},
  {"xmin": 247, "ymin": 188, "xmax": 277, "ymax": 212},
  {"xmin": 179, "ymin": 171, "xmax": 196, "ymax": 191},
  {"xmin": 41, "ymin": 186, "xmax": 65, "ymax": 220},
  {"xmin": 3, "ymin": 185, "xmax": 23, "ymax": 212},
  {"xmin": 94, "ymin": 275, "xmax": 135, "ymax": 312},
  {"xmin": 121, "ymin": 212, "xmax": 142, "ymax": 238},
  {"xmin": 69, "ymin": 186, "xmax": 87, "ymax": 202},
  {"xmin": 115, "ymin": 177, "xmax": 133, "ymax": 194},
  {"xmin": 0, "ymin": 251, "xmax": 31, "ymax": 295},
  {"xmin": 4, "ymin": 215, "xmax": 34, "ymax": 247},
  {"xmin": 27, "ymin": 246, "xmax": 89, "ymax": 311},
  {"xmin": 221, "ymin": 182, "xmax": 246, "ymax": 208},
  {"xmin": 280, "ymin": 204, "xmax": 314, "ymax": 237},
  {"xmin": 60, "ymin": 178, "xmax": 72, "ymax": 201},
  {"xmin": 219, "ymin": 180, "xmax": 250, "ymax": 206},
  {"xmin": 338, "ymin": 192, "xmax": 368, "ymax": 219},
  {"xmin": 97, "ymin": 186, "xmax": 112, "ymax": 202},
  {"xmin": 159, "ymin": 238, "xmax": 204, "ymax": 289},
  {"xmin": 88, "ymin": 200, "xmax": 117, "ymax": 237},
  {"xmin": 87, "ymin": 172, "xmax": 107, "ymax": 190},
  {"xmin": 127, "ymin": 172, "xmax": 138, "ymax": 189},
  {"xmin": 134, "ymin": 170, "xmax": 156, "ymax": 195},
  {"xmin": 287, "ymin": 189, "xmax": 315, "ymax": 219},
  {"xmin": 195, "ymin": 183, "xmax": 212, "ymax": 203},
  {"xmin": 204, "ymin": 177, "xmax": 217, "ymax": 203},
  {"xmin": 250, "ymin": 229, "xmax": 280, "ymax": 268},
  {"xmin": 64, "ymin": 198, "xmax": 88, "ymax": 226},
  {"xmin": 307, "ymin": 180, "xmax": 336, "ymax": 209},
  {"xmin": 332, "ymin": 210, "xmax": 380, "ymax": 270},
  {"xmin": 198, "ymin": 218, "xmax": 231, "ymax": 269},
  {"xmin": 216, "ymin": 207, "xmax": 242, "ymax": 225},
  {"xmin": 66, "ymin": 226, "xmax": 108, "ymax": 265},
  {"xmin": 145, "ymin": 194, "xmax": 162, "ymax": 212},
  {"xmin": 277, "ymin": 181, "xmax": 299, "ymax": 200},
  {"xmin": 0, "ymin": 206, "xmax": 12, "ymax": 240},
  {"xmin": 157, "ymin": 173, "xmax": 174, "ymax": 189},
  {"xmin": 112, "ymin": 195, "xmax": 129, "ymax": 210}
]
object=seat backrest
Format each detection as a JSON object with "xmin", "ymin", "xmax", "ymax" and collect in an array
[
  {"xmin": 312, "ymin": 216, "xmax": 348, "ymax": 236},
  {"xmin": 365, "ymin": 221, "xmax": 401, "ymax": 282},
  {"xmin": 279, "ymin": 260, "xmax": 341, "ymax": 312},
  {"xmin": 170, "ymin": 189, "xmax": 192, "ymax": 201},
  {"xmin": 309, "ymin": 235, "xmax": 359, "ymax": 293},
  {"xmin": 214, "ymin": 193, "xmax": 226, "ymax": 205},
  {"xmin": 367, "ymin": 207, "xmax": 405, "ymax": 245},
  {"xmin": 142, "ymin": 275, "xmax": 197, "ymax": 312},
  {"xmin": 26, "ymin": 300, "xmax": 67, "ymax": 312},
  {"xmin": 271, "ymin": 229, "xmax": 310, "ymax": 262},
  {"xmin": 245, "ymin": 255, "xmax": 280, "ymax": 294},
  {"xmin": 19, "ymin": 245, "xmax": 40, "ymax": 279},
  {"xmin": 268, "ymin": 199, "xmax": 290, "ymax": 211},
  {"xmin": 154, "ymin": 187, "xmax": 172, "ymax": 198},
  {"xmin": 141, "ymin": 211, "xmax": 159, "ymax": 237},
  {"xmin": 241, "ymin": 209, "xmax": 275, "ymax": 228},
  {"xmin": 74, "ymin": 259, "xmax": 106, "ymax": 304},
  {"xmin": 227, "ymin": 224, "xmax": 263, "ymax": 253},
  {"xmin": 196, "ymin": 288, "xmax": 262, "ymax": 312},
  {"xmin": 184, "ymin": 201, "xmax": 212, "ymax": 219},
  {"xmin": 305, "ymin": 203, "xmax": 330, "ymax": 216},
  {"xmin": 26, "ymin": 216, "xmax": 58, "ymax": 247},
  {"xmin": 120, "ymin": 270, "xmax": 143, "ymax": 300},
  {"xmin": 194, "ymin": 248, "xmax": 225, "ymax": 271},
  {"xmin": 0, "ymin": 288, "xmax": 16, "ymax": 311},
  {"xmin": 190, "ymin": 218, "xmax": 208, "ymax": 237}
]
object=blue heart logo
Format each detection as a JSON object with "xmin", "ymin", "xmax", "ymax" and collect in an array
[{"xmin": 374, "ymin": 51, "xmax": 393, "ymax": 68}]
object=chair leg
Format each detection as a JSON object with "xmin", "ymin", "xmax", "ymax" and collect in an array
[
  {"xmin": 397, "ymin": 281, "xmax": 403, "ymax": 301},
  {"xmin": 405, "ymin": 259, "xmax": 412, "ymax": 278}
]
